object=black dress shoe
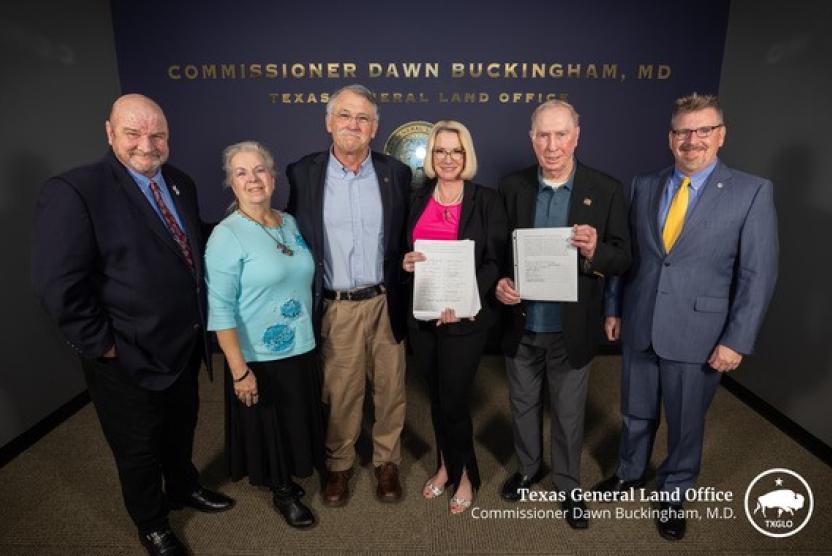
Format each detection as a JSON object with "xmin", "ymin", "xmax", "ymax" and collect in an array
[
  {"xmin": 562, "ymin": 498, "xmax": 588, "ymax": 529},
  {"xmin": 170, "ymin": 487, "xmax": 235, "ymax": 513},
  {"xmin": 656, "ymin": 502, "xmax": 686, "ymax": 541},
  {"xmin": 288, "ymin": 480, "xmax": 305, "ymax": 498},
  {"xmin": 273, "ymin": 488, "xmax": 316, "ymax": 529},
  {"xmin": 139, "ymin": 527, "xmax": 187, "ymax": 556},
  {"xmin": 500, "ymin": 471, "xmax": 542, "ymax": 502},
  {"xmin": 592, "ymin": 475, "xmax": 645, "ymax": 494}
]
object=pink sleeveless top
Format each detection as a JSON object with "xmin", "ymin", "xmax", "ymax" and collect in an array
[{"xmin": 412, "ymin": 197, "xmax": 461, "ymax": 241}]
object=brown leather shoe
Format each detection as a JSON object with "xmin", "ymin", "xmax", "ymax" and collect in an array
[
  {"xmin": 322, "ymin": 469, "xmax": 352, "ymax": 507},
  {"xmin": 375, "ymin": 462, "xmax": 403, "ymax": 502}
]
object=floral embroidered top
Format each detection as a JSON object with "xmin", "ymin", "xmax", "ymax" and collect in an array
[{"xmin": 205, "ymin": 211, "xmax": 315, "ymax": 361}]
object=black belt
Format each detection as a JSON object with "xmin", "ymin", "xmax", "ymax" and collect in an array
[{"xmin": 323, "ymin": 284, "xmax": 385, "ymax": 301}]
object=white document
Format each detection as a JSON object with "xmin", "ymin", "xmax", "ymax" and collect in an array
[
  {"xmin": 412, "ymin": 239, "xmax": 481, "ymax": 321},
  {"xmin": 513, "ymin": 227, "xmax": 578, "ymax": 302}
]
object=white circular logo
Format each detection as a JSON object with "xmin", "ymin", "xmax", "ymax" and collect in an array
[{"xmin": 744, "ymin": 468, "xmax": 813, "ymax": 538}]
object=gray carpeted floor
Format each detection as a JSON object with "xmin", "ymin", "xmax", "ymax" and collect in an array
[{"xmin": 1, "ymin": 354, "xmax": 830, "ymax": 555}]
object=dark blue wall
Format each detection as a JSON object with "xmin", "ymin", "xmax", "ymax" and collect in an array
[{"xmin": 111, "ymin": 0, "xmax": 730, "ymax": 221}]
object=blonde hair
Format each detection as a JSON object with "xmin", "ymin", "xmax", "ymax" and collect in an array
[{"xmin": 423, "ymin": 120, "xmax": 478, "ymax": 180}]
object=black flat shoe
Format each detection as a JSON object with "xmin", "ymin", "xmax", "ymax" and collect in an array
[
  {"xmin": 139, "ymin": 527, "xmax": 187, "ymax": 556},
  {"xmin": 273, "ymin": 488, "xmax": 316, "ymax": 529},
  {"xmin": 656, "ymin": 502, "xmax": 686, "ymax": 541},
  {"xmin": 500, "ymin": 471, "xmax": 542, "ymax": 502},
  {"xmin": 169, "ymin": 487, "xmax": 235, "ymax": 513}
]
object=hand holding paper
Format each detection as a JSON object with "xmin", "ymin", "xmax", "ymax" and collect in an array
[
  {"xmin": 512, "ymin": 227, "xmax": 578, "ymax": 302},
  {"xmin": 412, "ymin": 239, "xmax": 481, "ymax": 320}
]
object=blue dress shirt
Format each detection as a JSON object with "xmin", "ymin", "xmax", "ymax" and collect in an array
[
  {"xmin": 322, "ymin": 150, "xmax": 384, "ymax": 291},
  {"xmin": 126, "ymin": 167, "xmax": 185, "ymax": 231}
]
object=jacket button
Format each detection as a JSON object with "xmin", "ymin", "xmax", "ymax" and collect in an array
[
  {"xmin": 193, "ymin": 323, "xmax": 201, "ymax": 330},
  {"xmin": 664, "ymin": 261, "xmax": 671, "ymax": 267}
]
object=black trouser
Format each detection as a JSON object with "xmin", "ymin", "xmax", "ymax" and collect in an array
[
  {"xmin": 82, "ymin": 348, "xmax": 201, "ymax": 534},
  {"xmin": 408, "ymin": 323, "xmax": 487, "ymax": 492}
]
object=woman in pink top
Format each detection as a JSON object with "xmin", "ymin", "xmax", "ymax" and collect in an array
[{"xmin": 402, "ymin": 121, "xmax": 507, "ymax": 514}]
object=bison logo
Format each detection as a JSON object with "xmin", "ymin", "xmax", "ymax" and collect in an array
[
  {"xmin": 752, "ymin": 489, "xmax": 805, "ymax": 518},
  {"xmin": 744, "ymin": 468, "xmax": 813, "ymax": 538}
]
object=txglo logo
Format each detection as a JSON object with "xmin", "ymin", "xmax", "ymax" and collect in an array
[{"xmin": 744, "ymin": 468, "xmax": 814, "ymax": 538}]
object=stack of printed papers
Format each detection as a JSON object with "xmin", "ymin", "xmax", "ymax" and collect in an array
[{"xmin": 412, "ymin": 239, "xmax": 481, "ymax": 320}]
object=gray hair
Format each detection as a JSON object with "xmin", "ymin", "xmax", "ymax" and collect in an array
[
  {"xmin": 530, "ymin": 99, "xmax": 580, "ymax": 131},
  {"xmin": 326, "ymin": 83, "xmax": 380, "ymax": 121},
  {"xmin": 221, "ymin": 140, "xmax": 276, "ymax": 212}
]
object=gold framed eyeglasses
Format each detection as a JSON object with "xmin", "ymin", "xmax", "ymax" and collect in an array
[{"xmin": 432, "ymin": 148, "xmax": 465, "ymax": 161}]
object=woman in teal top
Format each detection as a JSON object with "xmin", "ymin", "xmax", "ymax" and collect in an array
[{"xmin": 205, "ymin": 141, "xmax": 323, "ymax": 529}]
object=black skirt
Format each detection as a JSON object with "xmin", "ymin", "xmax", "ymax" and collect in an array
[{"xmin": 224, "ymin": 351, "xmax": 325, "ymax": 487}]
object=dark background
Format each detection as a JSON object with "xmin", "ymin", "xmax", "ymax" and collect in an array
[
  {"xmin": 110, "ymin": 0, "xmax": 729, "ymax": 220},
  {"xmin": 2, "ymin": 0, "xmax": 829, "ymax": 460}
]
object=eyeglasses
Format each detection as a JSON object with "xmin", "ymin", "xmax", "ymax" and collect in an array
[
  {"xmin": 670, "ymin": 124, "xmax": 724, "ymax": 139},
  {"xmin": 333, "ymin": 111, "xmax": 375, "ymax": 126},
  {"xmin": 432, "ymin": 148, "xmax": 465, "ymax": 161}
]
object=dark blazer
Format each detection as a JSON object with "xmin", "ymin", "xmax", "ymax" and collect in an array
[
  {"xmin": 618, "ymin": 161, "xmax": 778, "ymax": 362},
  {"xmin": 499, "ymin": 161, "xmax": 630, "ymax": 367},
  {"xmin": 286, "ymin": 150, "xmax": 412, "ymax": 342},
  {"xmin": 32, "ymin": 150, "xmax": 210, "ymax": 390},
  {"xmin": 406, "ymin": 180, "xmax": 508, "ymax": 335}
]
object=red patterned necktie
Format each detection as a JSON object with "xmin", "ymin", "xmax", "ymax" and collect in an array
[{"xmin": 148, "ymin": 180, "xmax": 194, "ymax": 269}]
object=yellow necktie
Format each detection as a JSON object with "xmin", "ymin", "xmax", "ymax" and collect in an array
[{"xmin": 662, "ymin": 176, "xmax": 690, "ymax": 252}]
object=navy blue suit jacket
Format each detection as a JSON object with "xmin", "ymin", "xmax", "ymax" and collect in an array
[{"xmin": 32, "ymin": 150, "xmax": 210, "ymax": 390}]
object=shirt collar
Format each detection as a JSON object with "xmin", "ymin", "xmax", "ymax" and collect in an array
[
  {"xmin": 126, "ymin": 167, "xmax": 163, "ymax": 190},
  {"xmin": 328, "ymin": 147, "xmax": 373, "ymax": 177},
  {"xmin": 673, "ymin": 158, "xmax": 718, "ymax": 193},
  {"xmin": 537, "ymin": 165, "xmax": 575, "ymax": 192}
]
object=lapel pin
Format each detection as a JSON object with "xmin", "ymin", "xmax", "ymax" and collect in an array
[
  {"xmin": 716, "ymin": 182, "xmax": 723, "ymax": 189},
  {"xmin": 583, "ymin": 197, "xmax": 592, "ymax": 206},
  {"xmin": 171, "ymin": 185, "xmax": 180, "ymax": 196}
]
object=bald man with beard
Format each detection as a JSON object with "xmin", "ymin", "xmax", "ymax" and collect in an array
[{"xmin": 33, "ymin": 94, "xmax": 233, "ymax": 555}]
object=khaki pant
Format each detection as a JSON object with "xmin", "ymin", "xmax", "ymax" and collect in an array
[{"xmin": 320, "ymin": 294, "xmax": 405, "ymax": 471}]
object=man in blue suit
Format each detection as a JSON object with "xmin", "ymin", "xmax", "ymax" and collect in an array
[
  {"xmin": 32, "ymin": 94, "xmax": 233, "ymax": 555},
  {"xmin": 594, "ymin": 93, "xmax": 778, "ymax": 541}
]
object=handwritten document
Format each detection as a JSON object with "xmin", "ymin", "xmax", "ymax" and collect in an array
[
  {"xmin": 513, "ymin": 228, "xmax": 577, "ymax": 302},
  {"xmin": 413, "ymin": 239, "xmax": 481, "ymax": 320}
]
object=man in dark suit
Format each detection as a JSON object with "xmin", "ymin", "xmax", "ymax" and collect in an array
[
  {"xmin": 495, "ymin": 100, "xmax": 630, "ymax": 529},
  {"xmin": 32, "ymin": 94, "xmax": 233, "ymax": 556},
  {"xmin": 595, "ymin": 93, "xmax": 778, "ymax": 541},
  {"xmin": 286, "ymin": 84, "xmax": 411, "ymax": 507}
]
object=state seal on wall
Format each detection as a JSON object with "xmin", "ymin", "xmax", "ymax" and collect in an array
[{"xmin": 383, "ymin": 121, "xmax": 433, "ymax": 187}]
